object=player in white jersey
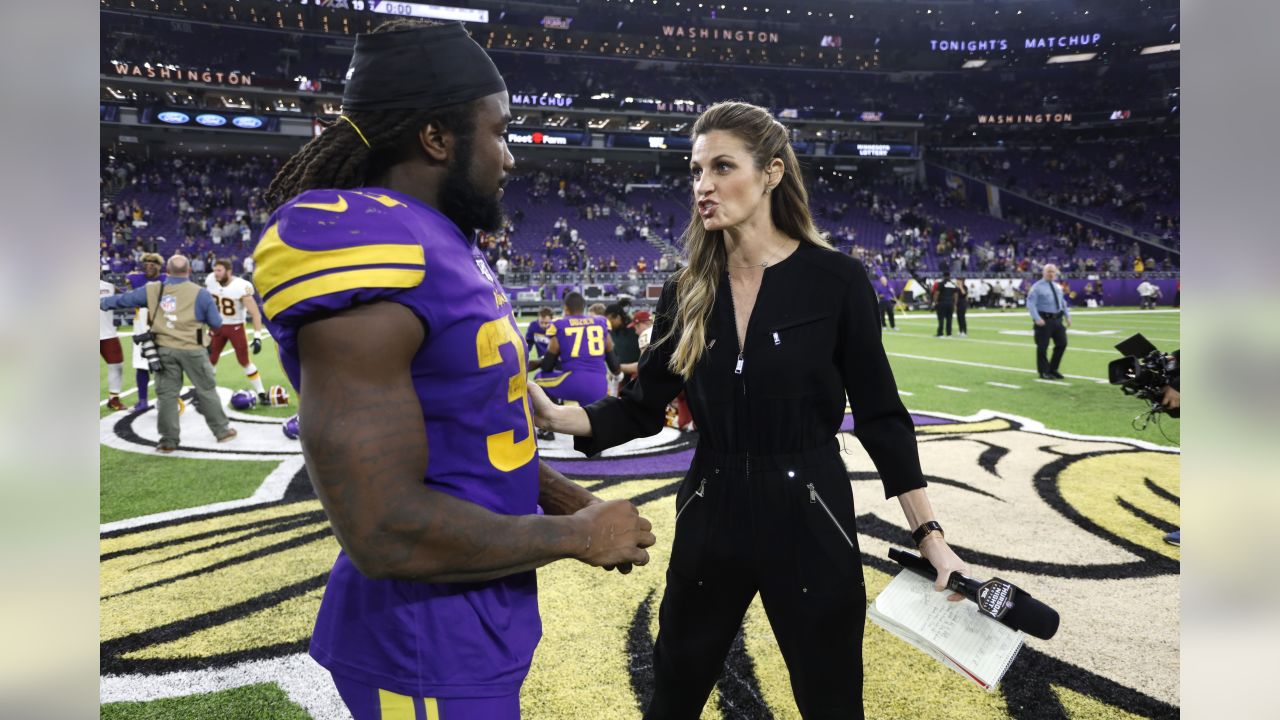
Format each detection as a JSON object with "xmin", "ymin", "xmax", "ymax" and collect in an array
[
  {"xmin": 206, "ymin": 259, "xmax": 267, "ymax": 402},
  {"xmin": 99, "ymin": 278, "xmax": 125, "ymax": 410}
]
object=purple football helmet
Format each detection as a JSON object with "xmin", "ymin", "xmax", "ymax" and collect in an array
[
  {"xmin": 230, "ymin": 390, "xmax": 257, "ymax": 410},
  {"xmin": 282, "ymin": 415, "xmax": 300, "ymax": 440}
]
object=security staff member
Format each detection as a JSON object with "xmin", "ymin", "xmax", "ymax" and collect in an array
[
  {"xmin": 101, "ymin": 255, "xmax": 236, "ymax": 452},
  {"xmin": 932, "ymin": 270, "xmax": 958, "ymax": 337},
  {"xmin": 875, "ymin": 274, "xmax": 898, "ymax": 330},
  {"xmin": 1027, "ymin": 263, "xmax": 1071, "ymax": 379},
  {"xmin": 955, "ymin": 279, "xmax": 969, "ymax": 336}
]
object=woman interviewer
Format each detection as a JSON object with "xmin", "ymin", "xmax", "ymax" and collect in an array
[{"xmin": 527, "ymin": 101, "xmax": 969, "ymax": 719}]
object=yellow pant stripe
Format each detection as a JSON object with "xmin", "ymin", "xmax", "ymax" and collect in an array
[
  {"xmin": 424, "ymin": 697, "xmax": 441, "ymax": 720},
  {"xmin": 534, "ymin": 371, "xmax": 573, "ymax": 388},
  {"xmin": 377, "ymin": 688, "xmax": 415, "ymax": 720}
]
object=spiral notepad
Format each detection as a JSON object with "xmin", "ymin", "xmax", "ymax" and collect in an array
[{"xmin": 868, "ymin": 569, "xmax": 1024, "ymax": 691}]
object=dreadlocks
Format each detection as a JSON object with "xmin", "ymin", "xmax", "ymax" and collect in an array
[{"xmin": 264, "ymin": 19, "xmax": 477, "ymax": 210}]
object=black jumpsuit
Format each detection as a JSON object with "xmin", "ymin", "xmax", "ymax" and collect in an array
[{"xmin": 576, "ymin": 243, "xmax": 927, "ymax": 719}]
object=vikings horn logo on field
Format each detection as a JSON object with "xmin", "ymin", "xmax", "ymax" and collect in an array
[{"xmin": 100, "ymin": 410, "xmax": 1178, "ymax": 719}]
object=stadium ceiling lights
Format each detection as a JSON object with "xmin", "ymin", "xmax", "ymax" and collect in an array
[
  {"xmin": 962, "ymin": 59, "xmax": 988, "ymax": 69},
  {"xmin": 1140, "ymin": 43, "xmax": 1181, "ymax": 55},
  {"xmin": 1046, "ymin": 52, "xmax": 1097, "ymax": 64}
]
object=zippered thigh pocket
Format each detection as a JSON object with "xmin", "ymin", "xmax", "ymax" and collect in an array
[
  {"xmin": 675, "ymin": 477, "xmax": 707, "ymax": 524},
  {"xmin": 789, "ymin": 468, "xmax": 863, "ymax": 593}
]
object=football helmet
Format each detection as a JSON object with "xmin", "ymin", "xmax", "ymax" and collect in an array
[
  {"xmin": 229, "ymin": 390, "xmax": 257, "ymax": 410},
  {"xmin": 267, "ymin": 385, "xmax": 290, "ymax": 406},
  {"xmin": 282, "ymin": 415, "xmax": 300, "ymax": 440}
]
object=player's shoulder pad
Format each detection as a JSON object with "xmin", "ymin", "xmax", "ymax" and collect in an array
[
  {"xmin": 545, "ymin": 321, "xmax": 558, "ymax": 337},
  {"xmin": 252, "ymin": 189, "xmax": 425, "ymax": 322}
]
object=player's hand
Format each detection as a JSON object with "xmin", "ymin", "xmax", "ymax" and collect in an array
[
  {"xmin": 1034, "ymin": 319, "xmax": 1046, "ymax": 327},
  {"xmin": 526, "ymin": 381, "xmax": 558, "ymax": 431},
  {"xmin": 251, "ymin": 337, "xmax": 263, "ymax": 354},
  {"xmin": 572, "ymin": 500, "xmax": 655, "ymax": 569}
]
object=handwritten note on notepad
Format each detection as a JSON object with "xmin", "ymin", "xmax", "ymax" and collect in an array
[{"xmin": 868, "ymin": 570, "xmax": 1024, "ymax": 691}]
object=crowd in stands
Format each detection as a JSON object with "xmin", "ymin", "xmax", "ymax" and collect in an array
[
  {"xmin": 100, "ymin": 151, "xmax": 279, "ymax": 277},
  {"xmin": 100, "ymin": 147, "xmax": 1173, "ymax": 287},
  {"xmin": 937, "ymin": 140, "xmax": 1181, "ymax": 245},
  {"xmin": 808, "ymin": 168, "xmax": 1175, "ymax": 278}
]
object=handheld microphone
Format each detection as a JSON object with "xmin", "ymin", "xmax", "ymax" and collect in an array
[{"xmin": 888, "ymin": 548, "xmax": 1060, "ymax": 640}]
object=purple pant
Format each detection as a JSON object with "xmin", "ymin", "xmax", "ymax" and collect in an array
[
  {"xmin": 331, "ymin": 674, "xmax": 520, "ymax": 720},
  {"xmin": 535, "ymin": 371, "xmax": 607, "ymax": 406}
]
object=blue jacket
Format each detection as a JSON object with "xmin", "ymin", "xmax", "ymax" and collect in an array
[{"xmin": 99, "ymin": 276, "xmax": 223, "ymax": 329}]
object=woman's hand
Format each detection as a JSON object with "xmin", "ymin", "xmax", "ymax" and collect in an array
[
  {"xmin": 526, "ymin": 381, "xmax": 559, "ymax": 431},
  {"xmin": 919, "ymin": 535, "xmax": 969, "ymax": 602}
]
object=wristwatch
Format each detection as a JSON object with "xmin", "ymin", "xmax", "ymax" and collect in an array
[{"xmin": 912, "ymin": 520, "xmax": 945, "ymax": 548}]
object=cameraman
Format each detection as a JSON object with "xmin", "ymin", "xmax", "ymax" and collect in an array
[
  {"xmin": 1158, "ymin": 349, "xmax": 1180, "ymax": 416},
  {"xmin": 1162, "ymin": 350, "xmax": 1180, "ymax": 545},
  {"xmin": 100, "ymin": 255, "xmax": 236, "ymax": 452}
]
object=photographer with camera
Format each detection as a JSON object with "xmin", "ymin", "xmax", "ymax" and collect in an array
[
  {"xmin": 100, "ymin": 255, "xmax": 236, "ymax": 452},
  {"xmin": 1109, "ymin": 336, "xmax": 1179, "ymax": 544}
]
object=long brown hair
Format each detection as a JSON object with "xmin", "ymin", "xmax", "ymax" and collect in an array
[{"xmin": 659, "ymin": 101, "xmax": 831, "ymax": 379}]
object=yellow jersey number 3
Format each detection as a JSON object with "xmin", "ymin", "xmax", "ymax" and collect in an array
[{"xmin": 476, "ymin": 316, "xmax": 537, "ymax": 472}]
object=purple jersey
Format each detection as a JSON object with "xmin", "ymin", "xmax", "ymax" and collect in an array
[
  {"xmin": 536, "ymin": 315, "xmax": 610, "ymax": 406},
  {"xmin": 525, "ymin": 319, "xmax": 550, "ymax": 358},
  {"xmin": 253, "ymin": 188, "xmax": 541, "ymax": 698},
  {"xmin": 125, "ymin": 272, "xmax": 166, "ymax": 290}
]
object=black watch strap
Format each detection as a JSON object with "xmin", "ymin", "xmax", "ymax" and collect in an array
[{"xmin": 912, "ymin": 520, "xmax": 944, "ymax": 547}]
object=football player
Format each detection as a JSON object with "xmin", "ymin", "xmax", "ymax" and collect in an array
[
  {"xmin": 252, "ymin": 19, "xmax": 653, "ymax": 720},
  {"xmin": 99, "ymin": 276, "xmax": 125, "ymax": 410},
  {"xmin": 523, "ymin": 306, "xmax": 554, "ymax": 361},
  {"xmin": 124, "ymin": 253, "xmax": 165, "ymax": 411},
  {"xmin": 205, "ymin": 259, "xmax": 268, "ymax": 403},
  {"xmin": 535, "ymin": 291, "xmax": 619, "ymax": 407}
]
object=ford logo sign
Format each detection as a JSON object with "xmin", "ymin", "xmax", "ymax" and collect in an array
[
  {"xmin": 156, "ymin": 111, "xmax": 190, "ymax": 124},
  {"xmin": 195, "ymin": 114, "xmax": 227, "ymax": 127},
  {"xmin": 232, "ymin": 116, "xmax": 264, "ymax": 129}
]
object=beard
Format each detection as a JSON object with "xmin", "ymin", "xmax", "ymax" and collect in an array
[{"xmin": 438, "ymin": 133, "xmax": 506, "ymax": 236}]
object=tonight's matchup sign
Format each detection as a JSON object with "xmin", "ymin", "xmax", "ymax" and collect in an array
[{"xmin": 929, "ymin": 32, "xmax": 1103, "ymax": 52}]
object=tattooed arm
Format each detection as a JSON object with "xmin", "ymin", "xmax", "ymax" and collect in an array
[{"xmin": 297, "ymin": 302, "xmax": 655, "ymax": 584}]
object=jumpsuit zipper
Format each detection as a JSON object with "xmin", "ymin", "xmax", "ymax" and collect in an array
[
  {"xmin": 675, "ymin": 478, "xmax": 707, "ymax": 523},
  {"xmin": 808, "ymin": 482, "xmax": 855, "ymax": 549}
]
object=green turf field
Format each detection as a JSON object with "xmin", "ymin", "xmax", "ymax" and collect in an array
[
  {"xmin": 99, "ymin": 307, "xmax": 1180, "ymax": 719},
  {"xmin": 100, "ymin": 308, "xmax": 1179, "ymax": 523}
]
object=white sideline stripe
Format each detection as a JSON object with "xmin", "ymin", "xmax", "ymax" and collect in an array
[
  {"xmin": 897, "ymin": 390, "xmax": 914, "ymax": 396},
  {"xmin": 886, "ymin": 352, "xmax": 1108, "ymax": 383},
  {"xmin": 1035, "ymin": 378, "xmax": 1072, "ymax": 386},
  {"xmin": 99, "ymin": 456, "xmax": 306, "ymax": 534},
  {"xmin": 890, "ymin": 330, "xmax": 1115, "ymax": 354},
  {"xmin": 986, "ymin": 382, "xmax": 1022, "ymax": 389},
  {"xmin": 895, "ymin": 309, "xmax": 1180, "ymax": 319},
  {"xmin": 99, "ymin": 387, "xmax": 138, "ymax": 406},
  {"xmin": 937, "ymin": 385, "xmax": 969, "ymax": 393},
  {"xmin": 100, "ymin": 653, "xmax": 346, "ymax": 720}
]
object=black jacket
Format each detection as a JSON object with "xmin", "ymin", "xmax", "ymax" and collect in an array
[{"xmin": 575, "ymin": 243, "xmax": 926, "ymax": 499}]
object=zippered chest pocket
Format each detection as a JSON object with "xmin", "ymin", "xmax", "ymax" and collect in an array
[{"xmin": 761, "ymin": 312, "xmax": 834, "ymax": 397}]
